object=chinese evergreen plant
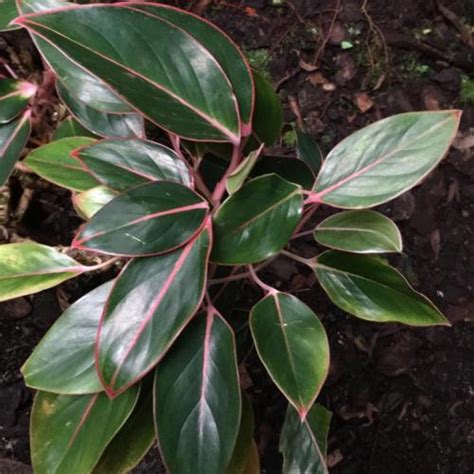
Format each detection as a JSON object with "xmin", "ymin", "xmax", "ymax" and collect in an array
[{"xmin": 0, "ymin": 1, "xmax": 461, "ymax": 473}]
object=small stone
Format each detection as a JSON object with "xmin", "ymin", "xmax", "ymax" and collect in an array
[{"xmin": 0, "ymin": 298, "xmax": 31, "ymax": 321}]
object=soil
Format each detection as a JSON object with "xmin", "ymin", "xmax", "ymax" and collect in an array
[{"xmin": 1, "ymin": 0, "xmax": 473, "ymax": 473}]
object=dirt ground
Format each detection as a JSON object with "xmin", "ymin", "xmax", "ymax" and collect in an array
[{"xmin": 0, "ymin": 0, "xmax": 473, "ymax": 473}]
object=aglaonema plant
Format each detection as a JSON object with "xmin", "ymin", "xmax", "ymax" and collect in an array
[{"xmin": 0, "ymin": 1, "xmax": 461, "ymax": 473}]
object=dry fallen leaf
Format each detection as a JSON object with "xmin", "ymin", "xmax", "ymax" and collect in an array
[{"xmin": 354, "ymin": 92, "xmax": 375, "ymax": 113}]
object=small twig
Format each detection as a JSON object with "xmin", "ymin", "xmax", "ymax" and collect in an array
[
  {"xmin": 361, "ymin": 0, "xmax": 390, "ymax": 89},
  {"xmin": 313, "ymin": 0, "xmax": 342, "ymax": 66}
]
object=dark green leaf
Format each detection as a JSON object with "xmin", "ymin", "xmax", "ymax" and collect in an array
[
  {"xmin": 296, "ymin": 130, "xmax": 323, "ymax": 175},
  {"xmin": 212, "ymin": 175, "xmax": 303, "ymax": 264},
  {"xmin": 0, "ymin": 79, "xmax": 36, "ymax": 123},
  {"xmin": 129, "ymin": 3, "xmax": 254, "ymax": 129},
  {"xmin": 315, "ymin": 251, "xmax": 449, "ymax": 326},
  {"xmin": 0, "ymin": 0, "xmax": 21, "ymax": 31},
  {"xmin": 279, "ymin": 404, "xmax": 329, "ymax": 474},
  {"xmin": 0, "ymin": 242, "xmax": 85, "ymax": 302},
  {"xmin": 251, "ymin": 70, "xmax": 283, "ymax": 146},
  {"xmin": 17, "ymin": 0, "xmax": 69, "ymax": 16},
  {"xmin": 73, "ymin": 185, "xmax": 118, "ymax": 219},
  {"xmin": 250, "ymin": 292, "xmax": 329, "ymax": 417},
  {"xmin": 30, "ymin": 388, "xmax": 139, "ymax": 474},
  {"xmin": 227, "ymin": 393, "xmax": 255, "ymax": 474},
  {"xmin": 72, "ymin": 181, "xmax": 209, "ymax": 256},
  {"xmin": 252, "ymin": 155, "xmax": 314, "ymax": 189},
  {"xmin": 97, "ymin": 222, "xmax": 211, "ymax": 395},
  {"xmin": 0, "ymin": 110, "xmax": 31, "ymax": 186},
  {"xmin": 314, "ymin": 210, "xmax": 402, "ymax": 253},
  {"xmin": 53, "ymin": 117, "xmax": 97, "ymax": 140},
  {"xmin": 22, "ymin": 282, "xmax": 113, "ymax": 394},
  {"xmin": 307, "ymin": 404, "xmax": 332, "ymax": 458},
  {"xmin": 199, "ymin": 153, "xmax": 228, "ymax": 190},
  {"xmin": 24, "ymin": 136, "xmax": 98, "ymax": 191},
  {"xmin": 36, "ymin": 37, "xmax": 134, "ymax": 114},
  {"xmin": 75, "ymin": 138, "xmax": 192, "ymax": 191},
  {"xmin": 93, "ymin": 386, "xmax": 155, "ymax": 474},
  {"xmin": 312, "ymin": 111, "xmax": 461, "ymax": 208},
  {"xmin": 16, "ymin": 0, "xmax": 132, "ymax": 115},
  {"xmin": 57, "ymin": 81, "xmax": 144, "ymax": 139},
  {"xmin": 154, "ymin": 309, "xmax": 241, "ymax": 474},
  {"xmin": 19, "ymin": 5, "xmax": 241, "ymax": 142}
]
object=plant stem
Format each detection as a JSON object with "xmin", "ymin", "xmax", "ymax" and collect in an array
[
  {"xmin": 280, "ymin": 249, "xmax": 316, "ymax": 267},
  {"xmin": 81, "ymin": 256, "xmax": 122, "ymax": 272},
  {"xmin": 293, "ymin": 202, "xmax": 320, "ymax": 236},
  {"xmin": 248, "ymin": 265, "xmax": 276, "ymax": 294},
  {"xmin": 291, "ymin": 228, "xmax": 315, "ymax": 240},
  {"xmin": 208, "ymin": 257, "xmax": 276, "ymax": 286},
  {"xmin": 211, "ymin": 142, "xmax": 241, "ymax": 205}
]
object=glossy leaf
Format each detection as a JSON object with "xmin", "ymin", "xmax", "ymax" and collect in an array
[
  {"xmin": 22, "ymin": 282, "xmax": 113, "ymax": 394},
  {"xmin": 314, "ymin": 210, "xmax": 402, "ymax": 253},
  {"xmin": 16, "ymin": 0, "xmax": 69, "ymax": 16},
  {"xmin": 97, "ymin": 222, "xmax": 211, "ymax": 395},
  {"xmin": 93, "ymin": 386, "xmax": 155, "ymax": 474},
  {"xmin": 24, "ymin": 136, "xmax": 98, "ymax": 191},
  {"xmin": 154, "ymin": 308, "xmax": 241, "ymax": 474},
  {"xmin": 279, "ymin": 404, "xmax": 330, "ymax": 474},
  {"xmin": 227, "ymin": 393, "xmax": 256, "ymax": 474},
  {"xmin": 30, "ymin": 388, "xmax": 138, "ymax": 474},
  {"xmin": 0, "ymin": 242, "xmax": 85, "ymax": 302},
  {"xmin": 212, "ymin": 174, "xmax": 303, "ymax": 264},
  {"xmin": 308, "ymin": 404, "xmax": 332, "ymax": 458},
  {"xmin": 0, "ymin": 79, "xmax": 36, "ymax": 123},
  {"xmin": 297, "ymin": 130, "xmax": 323, "ymax": 175},
  {"xmin": 37, "ymin": 37, "xmax": 134, "ymax": 114},
  {"xmin": 73, "ymin": 181, "xmax": 209, "ymax": 256},
  {"xmin": 57, "ymin": 81, "xmax": 145, "ymax": 139},
  {"xmin": 129, "ymin": 2, "xmax": 254, "ymax": 130},
  {"xmin": 18, "ymin": 4, "xmax": 241, "ymax": 143},
  {"xmin": 16, "ymin": 0, "xmax": 133, "ymax": 115},
  {"xmin": 226, "ymin": 146, "xmax": 263, "ymax": 195},
  {"xmin": 53, "ymin": 117, "xmax": 96, "ymax": 140},
  {"xmin": 315, "ymin": 251, "xmax": 449, "ymax": 326},
  {"xmin": 73, "ymin": 185, "xmax": 118, "ymax": 219},
  {"xmin": 312, "ymin": 111, "xmax": 461, "ymax": 208},
  {"xmin": 75, "ymin": 138, "xmax": 192, "ymax": 191},
  {"xmin": 250, "ymin": 292, "xmax": 329, "ymax": 417},
  {"xmin": 251, "ymin": 70, "xmax": 283, "ymax": 146},
  {"xmin": 0, "ymin": 110, "xmax": 31, "ymax": 186},
  {"xmin": 0, "ymin": 0, "xmax": 20, "ymax": 31},
  {"xmin": 252, "ymin": 155, "xmax": 315, "ymax": 190}
]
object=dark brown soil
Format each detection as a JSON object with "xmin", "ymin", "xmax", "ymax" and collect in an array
[{"xmin": 1, "ymin": 1, "xmax": 473, "ymax": 473}]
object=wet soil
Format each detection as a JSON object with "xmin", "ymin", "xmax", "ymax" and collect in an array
[{"xmin": 1, "ymin": 0, "xmax": 473, "ymax": 473}]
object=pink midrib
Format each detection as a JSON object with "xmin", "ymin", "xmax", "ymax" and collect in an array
[
  {"xmin": 66, "ymin": 393, "xmax": 99, "ymax": 449},
  {"xmin": 107, "ymin": 233, "xmax": 198, "ymax": 389},
  {"xmin": 313, "ymin": 116, "xmax": 452, "ymax": 200},
  {"xmin": 198, "ymin": 309, "xmax": 214, "ymax": 438},
  {"xmin": 17, "ymin": 16, "xmax": 241, "ymax": 144},
  {"xmin": 0, "ymin": 109, "xmax": 30, "ymax": 156},
  {"xmin": 75, "ymin": 201, "xmax": 208, "ymax": 245}
]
